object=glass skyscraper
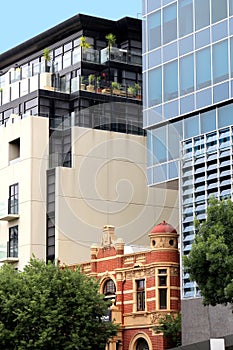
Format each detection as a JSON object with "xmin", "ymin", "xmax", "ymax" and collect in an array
[{"xmin": 143, "ymin": 0, "xmax": 233, "ymax": 299}]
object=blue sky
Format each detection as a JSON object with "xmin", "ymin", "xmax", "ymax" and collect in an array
[{"xmin": 0, "ymin": 0, "xmax": 142, "ymax": 54}]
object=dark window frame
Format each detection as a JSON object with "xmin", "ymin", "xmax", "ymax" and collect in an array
[
  {"xmin": 136, "ymin": 279, "xmax": 145, "ymax": 311},
  {"xmin": 8, "ymin": 225, "xmax": 18, "ymax": 258},
  {"xmin": 8, "ymin": 183, "xmax": 18, "ymax": 214}
]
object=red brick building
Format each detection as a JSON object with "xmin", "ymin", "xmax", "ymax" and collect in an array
[{"xmin": 74, "ymin": 221, "xmax": 180, "ymax": 350}]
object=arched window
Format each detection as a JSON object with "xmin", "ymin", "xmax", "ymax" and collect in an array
[
  {"xmin": 103, "ymin": 279, "xmax": 116, "ymax": 298},
  {"xmin": 136, "ymin": 338, "xmax": 149, "ymax": 350}
]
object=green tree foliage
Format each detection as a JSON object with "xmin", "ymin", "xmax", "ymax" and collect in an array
[
  {"xmin": 154, "ymin": 313, "xmax": 181, "ymax": 348},
  {"xmin": 0, "ymin": 258, "xmax": 118, "ymax": 350},
  {"xmin": 184, "ymin": 197, "xmax": 233, "ymax": 306}
]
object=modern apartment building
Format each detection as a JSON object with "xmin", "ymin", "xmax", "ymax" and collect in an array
[
  {"xmin": 0, "ymin": 14, "xmax": 179, "ymax": 270},
  {"xmin": 142, "ymin": 0, "xmax": 233, "ymax": 347}
]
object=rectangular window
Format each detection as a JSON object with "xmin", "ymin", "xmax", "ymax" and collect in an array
[
  {"xmin": 159, "ymin": 289, "xmax": 167, "ymax": 309},
  {"xmin": 8, "ymin": 183, "xmax": 19, "ymax": 214},
  {"xmin": 230, "ymin": 38, "xmax": 233, "ymax": 78},
  {"xmin": 179, "ymin": 0, "xmax": 193, "ymax": 37},
  {"xmin": 212, "ymin": 0, "xmax": 227, "ymax": 24},
  {"xmin": 163, "ymin": 3, "xmax": 177, "ymax": 45},
  {"xmin": 164, "ymin": 60, "xmax": 178, "ymax": 101},
  {"xmin": 136, "ymin": 279, "xmax": 145, "ymax": 311},
  {"xmin": 180, "ymin": 54, "xmax": 194, "ymax": 96},
  {"xmin": 196, "ymin": 47, "xmax": 211, "ymax": 90},
  {"xmin": 213, "ymin": 40, "xmax": 228, "ymax": 84},
  {"xmin": 152, "ymin": 126, "xmax": 167, "ymax": 164},
  {"xmin": 158, "ymin": 269, "xmax": 167, "ymax": 309},
  {"xmin": 195, "ymin": 0, "xmax": 210, "ymax": 31},
  {"xmin": 9, "ymin": 138, "xmax": 20, "ymax": 162},
  {"xmin": 9, "ymin": 226, "xmax": 18, "ymax": 258},
  {"xmin": 148, "ymin": 11, "xmax": 161, "ymax": 50},
  {"xmin": 148, "ymin": 67, "xmax": 162, "ymax": 106},
  {"xmin": 230, "ymin": 0, "xmax": 233, "ymax": 16}
]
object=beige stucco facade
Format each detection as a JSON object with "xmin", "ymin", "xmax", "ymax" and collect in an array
[{"xmin": 0, "ymin": 115, "xmax": 179, "ymax": 269}]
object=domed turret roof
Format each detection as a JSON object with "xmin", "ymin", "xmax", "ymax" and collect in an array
[{"xmin": 151, "ymin": 220, "xmax": 177, "ymax": 234}]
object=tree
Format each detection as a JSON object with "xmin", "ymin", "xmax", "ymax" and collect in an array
[
  {"xmin": 105, "ymin": 33, "xmax": 116, "ymax": 49},
  {"xmin": 183, "ymin": 197, "xmax": 233, "ymax": 306},
  {"xmin": 0, "ymin": 258, "xmax": 118, "ymax": 350},
  {"xmin": 42, "ymin": 48, "xmax": 51, "ymax": 72},
  {"xmin": 154, "ymin": 313, "xmax": 181, "ymax": 348},
  {"xmin": 80, "ymin": 36, "xmax": 91, "ymax": 50}
]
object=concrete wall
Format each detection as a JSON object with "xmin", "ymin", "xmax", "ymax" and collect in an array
[
  {"xmin": 0, "ymin": 115, "xmax": 49, "ymax": 269},
  {"xmin": 55, "ymin": 127, "xmax": 179, "ymax": 264},
  {"xmin": 182, "ymin": 298, "xmax": 233, "ymax": 346}
]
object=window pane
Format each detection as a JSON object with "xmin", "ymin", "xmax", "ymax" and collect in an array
[
  {"xmin": 148, "ymin": 11, "xmax": 161, "ymax": 50},
  {"xmin": 168, "ymin": 121, "xmax": 183, "ymax": 160},
  {"xmin": 213, "ymin": 40, "xmax": 228, "ymax": 84},
  {"xmin": 218, "ymin": 104, "xmax": 233, "ymax": 128},
  {"xmin": 196, "ymin": 47, "xmax": 211, "ymax": 90},
  {"xmin": 195, "ymin": 0, "xmax": 210, "ymax": 31},
  {"xmin": 180, "ymin": 54, "xmax": 194, "ymax": 96},
  {"xmin": 184, "ymin": 114, "xmax": 199, "ymax": 138},
  {"xmin": 164, "ymin": 60, "xmax": 178, "ymax": 101},
  {"xmin": 179, "ymin": 0, "xmax": 193, "ymax": 37},
  {"xmin": 152, "ymin": 126, "xmax": 167, "ymax": 163},
  {"xmin": 230, "ymin": 0, "xmax": 233, "ymax": 16},
  {"xmin": 159, "ymin": 289, "xmax": 167, "ymax": 309},
  {"xmin": 212, "ymin": 0, "xmax": 227, "ymax": 24},
  {"xmin": 163, "ymin": 3, "xmax": 177, "ymax": 45},
  {"xmin": 148, "ymin": 67, "xmax": 162, "ymax": 106},
  {"xmin": 230, "ymin": 37, "xmax": 233, "ymax": 78},
  {"xmin": 201, "ymin": 110, "xmax": 216, "ymax": 134},
  {"xmin": 148, "ymin": 0, "xmax": 161, "ymax": 12}
]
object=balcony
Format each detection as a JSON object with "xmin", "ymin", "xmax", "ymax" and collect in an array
[
  {"xmin": 100, "ymin": 47, "xmax": 142, "ymax": 66},
  {"xmin": 0, "ymin": 70, "xmax": 142, "ymax": 107},
  {"xmin": 0, "ymin": 200, "xmax": 19, "ymax": 221},
  {"xmin": 0, "ymin": 242, "xmax": 18, "ymax": 263}
]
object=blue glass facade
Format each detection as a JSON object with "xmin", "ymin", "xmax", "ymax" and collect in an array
[
  {"xmin": 143, "ymin": 0, "xmax": 233, "ymax": 299},
  {"xmin": 143, "ymin": 0, "xmax": 233, "ymax": 185}
]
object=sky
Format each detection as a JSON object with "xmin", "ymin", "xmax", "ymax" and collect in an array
[{"xmin": 0, "ymin": 0, "xmax": 142, "ymax": 54}]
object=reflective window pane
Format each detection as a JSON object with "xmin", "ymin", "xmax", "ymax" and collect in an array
[
  {"xmin": 148, "ymin": 0, "xmax": 161, "ymax": 12},
  {"xmin": 164, "ymin": 60, "xmax": 178, "ymax": 101},
  {"xmin": 212, "ymin": 0, "xmax": 227, "ymax": 24},
  {"xmin": 230, "ymin": 37, "xmax": 233, "ymax": 78},
  {"xmin": 201, "ymin": 110, "xmax": 216, "ymax": 134},
  {"xmin": 163, "ymin": 3, "xmax": 177, "ymax": 45},
  {"xmin": 152, "ymin": 126, "xmax": 167, "ymax": 163},
  {"xmin": 184, "ymin": 114, "xmax": 199, "ymax": 139},
  {"xmin": 148, "ymin": 11, "xmax": 161, "ymax": 50},
  {"xmin": 195, "ymin": 0, "xmax": 210, "ymax": 31},
  {"xmin": 230, "ymin": 0, "xmax": 233, "ymax": 16},
  {"xmin": 168, "ymin": 121, "xmax": 183, "ymax": 160},
  {"xmin": 218, "ymin": 104, "xmax": 233, "ymax": 129},
  {"xmin": 179, "ymin": 0, "xmax": 193, "ymax": 38},
  {"xmin": 196, "ymin": 47, "xmax": 211, "ymax": 90},
  {"xmin": 212, "ymin": 40, "xmax": 228, "ymax": 84},
  {"xmin": 180, "ymin": 54, "xmax": 194, "ymax": 96},
  {"xmin": 148, "ymin": 67, "xmax": 162, "ymax": 106}
]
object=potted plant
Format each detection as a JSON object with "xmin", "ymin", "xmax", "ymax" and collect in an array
[
  {"xmin": 134, "ymin": 83, "xmax": 141, "ymax": 99},
  {"xmin": 42, "ymin": 48, "xmax": 51, "ymax": 72},
  {"xmin": 105, "ymin": 33, "xmax": 116, "ymax": 60},
  {"xmin": 87, "ymin": 74, "xmax": 95, "ymax": 92},
  {"xmin": 127, "ymin": 86, "xmax": 136, "ymax": 98},
  {"xmin": 80, "ymin": 36, "xmax": 91, "ymax": 60},
  {"xmin": 112, "ymin": 81, "xmax": 121, "ymax": 95}
]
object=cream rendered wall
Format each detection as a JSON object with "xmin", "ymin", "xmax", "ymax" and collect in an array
[
  {"xmin": 55, "ymin": 127, "xmax": 179, "ymax": 265},
  {"xmin": 0, "ymin": 115, "xmax": 49, "ymax": 270}
]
